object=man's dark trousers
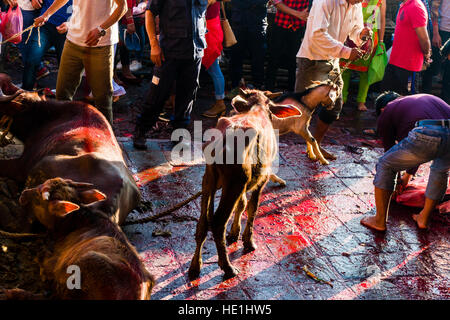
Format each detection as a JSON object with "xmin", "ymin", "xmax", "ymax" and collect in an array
[
  {"xmin": 265, "ymin": 24, "xmax": 304, "ymax": 91},
  {"xmin": 230, "ymin": 22, "xmax": 266, "ymax": 88},
  {"xmin": 137, "ymin": 58, "xmax": 202, "ymax": 130}
]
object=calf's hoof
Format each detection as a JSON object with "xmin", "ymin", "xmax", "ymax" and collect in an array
[
  {"xmin": 318, "ymin": 158, "xmax": 330, "ymax": 165},
  {"xmin": 222, "ymin": 265, "xmax": 239, "ymax": 280},
  {"xmin": 188, "ymin": 262, "xmax": 202, "ymax": 280},
  {"xmin": 243, "ymin": 240, "xmax": 257, "ymax": 253}
]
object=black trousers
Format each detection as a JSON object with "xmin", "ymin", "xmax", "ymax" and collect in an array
[
  {"xmin": 265, "ymin": 24, "xmax": 304, "ymax": 91},
  {"xmin": 137, "ymin": 57, "xmax": 202, "ymax": 130},
  {"xmin": 381, "ymin": 63, "xmax": 413, "ymax": 95}
]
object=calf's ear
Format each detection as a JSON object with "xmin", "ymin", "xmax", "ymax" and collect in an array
[
  {"xmin": 79, "ymin": 189, "xmax": 107, "ymax": 206},
  {"xmin": 19, "ymin": 188, "xmax": 35, "ymax": 206},
  {"xmin": 269, "ymin": 104, "xmax": 302, "ymax": 119},
  {"xmin": 231, "ymin": 95, "xmax": 249, "ymax": 113},
  {"xmin": 48, "ymin": 200, "xmax": 80, "ymax": 217}
]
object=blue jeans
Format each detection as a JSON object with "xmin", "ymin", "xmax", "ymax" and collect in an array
[
  {"xmin": 206, "ymin": 58, "xmax": 225, "ymax": 100},
  {"xmin": 374, "ymin": 125, "xmax": 450, "ymax": 201},
  {"xmin": 18, "ymin": 9, "xmax": 40, "ymax": 64},
  {"xmin": 22, "ymin": 23, "xmax": 66, "ymax": 90}
]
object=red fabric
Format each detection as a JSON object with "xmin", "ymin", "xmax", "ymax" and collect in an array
[
  {"xmin": 389, "ymin": 0, "xmax": 428, "ymax": 72},
  {"xmin": 396, "ymin": 183, "xmax": 450, "ymax": 209},
  {"xmin": 274, "ymin": 0, "xmax": 309, "ymax": 31},
  {"xmin": 121, "ymin": 0, "xmax": 137, "ymax": 25},
  {"xmin": 202, "ymin": 16, "xmax": 223, "ymax": 70}
]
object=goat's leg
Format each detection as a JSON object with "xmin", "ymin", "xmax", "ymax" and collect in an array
[
  {"xmin": 311, "ymin": 140, "xmax": 329, "ymax": 165},
  {"xmin": 212, "ymin": 183, "xmax": 246, "ymax": 279},
  {"xmin": 302, "ymin": 129, "xmax": 329, "ymax": 165},
  {"xmin": 270, "ymin": 174, "xmax": 286, "ymax": 187},
  {"xmin": 242, "ymin": 181, "xmax": 266, "ymax": 252},
  {"xmin": 188, "ymin": 180, "xmax": 216, "ymax": 280},
  {"xmin": 226, "ymin": 194, "xmax": 247, "ymax": 245}
]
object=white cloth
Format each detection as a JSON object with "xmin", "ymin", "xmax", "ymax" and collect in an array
[
  {"xmin": 440, "ymin": 0, "xmax": 450, "ymax": 32},
  {"xmin": 297, "ymin": 0, "xmax": 364, "ymax": 60},
  {"xmin": 67, "ymin": 0, "xmax": 119, "ymax": 47},
  {"xmin": 18, "ymin": 0, "xmax": 35, "ymax": 11}
]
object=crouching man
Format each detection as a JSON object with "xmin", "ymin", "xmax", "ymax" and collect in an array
[{"xmin": 361, "ymin": 92, "xmax": 450, "ymax": 231}]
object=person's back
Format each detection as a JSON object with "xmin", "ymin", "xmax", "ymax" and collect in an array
[{"xmin": 377, "ymin": 94, "xmax": 450, "ymax": 151}]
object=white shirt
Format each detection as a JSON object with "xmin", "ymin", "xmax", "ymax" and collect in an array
[
  {"xmin": 67, "ymin": 0, "xmax": 119, "ymax": 47},
  {"xmin": 440, "ymin": 0, "xmax": 450, "ymax": 32},
  {"xmin": 18, "ymin": 0, "xmax": 35, "ymax": 11},
  {"xmin": 297, "ymin": 0, "xmax": 364, "ymax": 60}
]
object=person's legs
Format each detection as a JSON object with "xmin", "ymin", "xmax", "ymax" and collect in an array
[
  {"xmin": 83, "ymin": 45, "xmax": 114, "ymax": 124},
  {"xmin": 356, "ymin": 71, "xmax": 369, "ymax": 111},
  {"xmin": 381, "ymin": 64, "xmax": 411, "ymax": 95},
  {"xmin": 229, "ymin": 23, "xmax": 247, "ymax": 89},
  {"xmin": 56, "ymin": 40, "xmax": 85, "ymax": 102},
  {"xmin": 341, "ymin": 69, "xmax": 351, "ymax": 104},
  {"xmin": 18, "ymin": 9, "xmax": 39, "ymax": 65},
  {"xmin": 22, "ymin": 24, "xmax": 52, "ymax": 90},
  {"xmin": 286, "ymin": 27, "xmax": 304, "ymax": 91},
  {"xmin": 172, "ymin": 58, "xmax": 202, "ymax": 129},
  {"xmin": 248, "ymin": 24, "xmax": 266, "ymax": 88},
  {"xmin": 361, "ymin": 126, "xmax": 447, "ymax": 231},
  {"xmin": 440, "ymin": 31, "xmax": 450, "ymax": 103},
  {"xmin": 265, "ymin": 24, "xmax": 284, "ymax": 91},
  {"xmin": 203, "ymin": 58, "xmax": 226, "ymax": 117}
]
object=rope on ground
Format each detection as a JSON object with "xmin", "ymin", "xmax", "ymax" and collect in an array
[
  {"xmin": 0, "ymin": 229, "xmax": 46, "ymax": 239},
  {"xmin": 122, "ymin": 191, "xmax": 202, "ymax": 226}
]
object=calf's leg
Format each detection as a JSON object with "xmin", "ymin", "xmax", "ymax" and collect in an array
[
  {"xmin": 242, "ymin": 181, "xmax": 266, "ymax": 252},
  {"xmin": 226, "ymin": 193, "xmax": 247, "ymax": 244}
]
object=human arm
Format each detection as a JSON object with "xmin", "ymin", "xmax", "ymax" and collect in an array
[
  {"xmin": 272, "ymin": 0, "xmax": 308, "ymax": 21},
  {"xmin": 125, "ymin": 0, "xmax": 136, "ymax": 34},
  {"xmin": 431, "ymin": 0, "xmax": 442, "ymax": 47},
  {"xmin": 378, "ymin": 0, "xmax": 386, "ymax": 43},
  {"xmin": 3, "ymin": 0, "xmax": 17, "ymax": 7},
  {"xmin": 34, "ymin": 0, "xmax": 70, "ymax": 26},
  {"xmin": 85, "ymin": 0, "xmax": 127, "ymax": 46},
  {"xmin": 145, "ymin": 9, "xmax": 164, "ymax": 67},
  {"xmin": 415, "ymin": 26, "xmax": 431, "ymax": 61},
  {"xmin": 31, "ymin": 0, "xmax": 42, "ymax": 9}
]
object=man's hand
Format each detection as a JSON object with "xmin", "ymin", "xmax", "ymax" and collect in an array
[
  {"xmin": 394, "ymin": 172, "xmax": 412, "ymax": 196},
  {"xmin": 56, "ymin": 22, "xmax": 68, "ymax": 34},
  {"xmin": 150, "ymin": 42, "xmax": 164, "ymax": 67},
  {"xmin": 359, "ymin": 27, "xmax": 373, "ymax": 41},
  {"xmin": 5, "ymin": 0, "xmax": 18, "ymax": 7},
  {"xmin": 34, "ymin": 14, "xmax": 49, "ymax": 27},
  {"xmin": 295, "ymin": 9, "xmax": 308, "ymax": 21},
  {"xmin": 126, "ymin": 22, "xmax": 136, "ymax": 34},
  {"xmin": 85, "ymin": 28, "xmax": 103, "ymax": 47},
  {"xmin": 432, "ymin": 31, "xmax": 442, "ymax": 48},
  {"xmin": 31, "ymin": 0, "xmax": 43, "ymax": 9},
  {"xmin": 348, "ymin": 47, "xmax": 363, "ymax": 60}
]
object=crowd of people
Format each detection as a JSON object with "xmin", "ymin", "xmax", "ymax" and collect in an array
[{"xmin": 0, "ymin": 0, "xmax": 449, "ymax": 231}]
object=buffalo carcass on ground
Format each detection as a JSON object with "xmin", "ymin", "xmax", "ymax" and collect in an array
[
  {"xmin": 188, "ymin": 90, "xmax": 302, "ymax": 280},
  {"xmin": 0, "ymin": 73, "xmax": 154, "ymax": 299}
]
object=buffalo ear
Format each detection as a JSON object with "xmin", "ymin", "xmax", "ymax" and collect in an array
[
  {"xmin": 48, "ymin": 200, "xmax": 80, "ymax": 217},
  {"xmin": 79, "ymin": 189, "xmax": 107, "ymax": 206},
  {"xmin": 269, "ymin": 104, "xmax": 302, "ymax": 119}
]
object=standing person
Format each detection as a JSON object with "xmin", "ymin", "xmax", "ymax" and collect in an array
[
  {"xmin": 295, "ymin": 0, "xmax": 371, "ymax": 161},
  {"xmin": 361, "ymin": 92, "xmax": 450, "ymax": 231},
  {"xmin": 21, "ymin": 0, "xmax": 72, "ymax": 91},
  {"xmin": 265, "ymin": 0, "xmax": 309, "ymax": 92},
  {"xmin": 201, "ymin": 1, "xmax": 226, "ymax": 118},
  {"xmin": 2, "ymin": 0, "xmax": 49, "ymax": 81},
  {"xmin": 132, "ymin": 0, "xmax": 220, "ymax": 150},
  {"xmin": 34, "ymin": 0, "xmax": 127, "ymax": 124},
  {"xmin": 226, "ymin": 0, "xmax": 269, "ymax": 98},
  {"xmin": 380, "ymin": 0, "xmax": 431, "ymax": 95},
  {"xmin": 424, "ymin": 0, "xmax": 450, "ymax": 102},
  {"xmin": 341, "ymin": 0, "xmax": 386, "ymax": 112}
]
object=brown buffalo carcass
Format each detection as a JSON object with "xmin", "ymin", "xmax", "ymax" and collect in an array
[
  {"xmin": 188, "ymin": 90, "xmax": 302, "ymax": 280},
  {"xmin": 0, "ymin": 74, "xmax": 153, "ymax": 299},
  {"xmin": 19, "ymin": 178, "xmax": 154, "ymax": 300}
]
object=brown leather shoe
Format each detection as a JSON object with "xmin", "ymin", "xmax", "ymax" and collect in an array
[{"xmin": 202, "ymin": 100, "xmax": 226, "ymax": 118}]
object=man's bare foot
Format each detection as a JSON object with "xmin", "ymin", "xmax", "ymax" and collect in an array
[
  {"xmin": 319, "ymin": 146, "xmax": 337, "ymax": 160},
  {"xmin": 357, "ymin": 103, "xmax": 368, "ymax": 111},
  {"xmin": 412, "ymin": 214, "xmax": 429, "ymax": 230},
  {"xmin": 360, "ymin": 216, "xmax": 386, "ymax": 231}
]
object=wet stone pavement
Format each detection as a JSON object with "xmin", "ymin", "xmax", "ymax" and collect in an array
[{"xmin": 121, "ymin": 136, "xmax": 449, "ymax": 300}]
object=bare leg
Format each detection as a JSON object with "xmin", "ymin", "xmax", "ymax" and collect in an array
[
  {"xmin": 313, "ymin": 119, "xmax": 337, "ymax": 161},
  {"xmin": 412, "ymin": 197, "xmax": 438, "ymax": 229},
  {"xmin": 360, "ymin": 186, "xmax": 391, "ymax": 231}
]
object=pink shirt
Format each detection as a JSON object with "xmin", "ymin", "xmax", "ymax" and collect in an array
[{"xmin": 389, "ymin": 0, "xmax": 428, "ymax": 72}]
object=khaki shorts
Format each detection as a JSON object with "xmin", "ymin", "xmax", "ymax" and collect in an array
[{"xmin": 295, "ymin": 57, "xmax": 343, "ymax": 124}]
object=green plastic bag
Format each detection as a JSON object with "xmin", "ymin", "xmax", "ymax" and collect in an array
[{"xmin": 368, "ymin": 42, "xmax": 388, "ymax": 86}]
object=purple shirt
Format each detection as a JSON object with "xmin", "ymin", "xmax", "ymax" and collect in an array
[{"xmin": 377, "ymin": 94, "xmax": 450, "ymax": 174}]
